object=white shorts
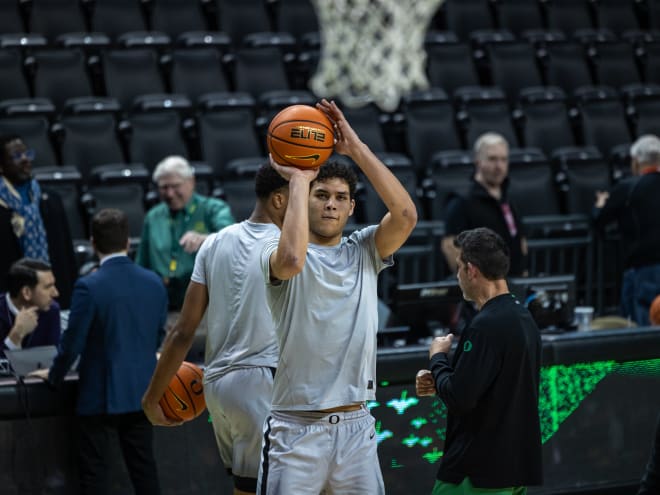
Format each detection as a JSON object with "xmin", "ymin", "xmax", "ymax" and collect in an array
[
  {"xmin": 204, "ymin": 366, "xmax": 274, "ymax": 489},
  {"xmin": 257, "ymin": 406, "xmax": 385, "ymax": 495}
]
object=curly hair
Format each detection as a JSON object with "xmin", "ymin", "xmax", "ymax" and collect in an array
[
  {"xmin": 313, "ymin": 160, "xmax": 358, "ymax": 198},
  {"xmin": 254, "ymin": 162, "xmax": 289, "ymax": 199}
]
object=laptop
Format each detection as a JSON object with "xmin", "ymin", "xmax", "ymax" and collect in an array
[{"xmin": 4, "ymin": 345, "xmax": 57, "ymax": 378}]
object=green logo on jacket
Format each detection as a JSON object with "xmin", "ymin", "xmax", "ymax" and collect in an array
[{"xmin": 463, "ymin": 340, "xmax": 473, "ymax": 352}]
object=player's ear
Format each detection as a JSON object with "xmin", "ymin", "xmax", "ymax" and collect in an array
[
  {"xmin": 273, "ymin": 190, "xmax": 287, "ymax": 209},
  {"xmin": 348, "ymin": 198, "xmax": 355, "ymax": 216}
]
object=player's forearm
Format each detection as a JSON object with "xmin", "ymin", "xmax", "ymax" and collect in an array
[
  {"xmin": 272, "ymin": 175, "xmax": 310, "ymax": 279},
  {"xmin": 351, "ymin": 143, "xmax": 417, "ymax": 227}
]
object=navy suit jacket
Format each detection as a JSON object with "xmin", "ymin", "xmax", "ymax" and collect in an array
[{"xmin": 49, "ymin": 256, "xmax": 168, "ymax": 416}]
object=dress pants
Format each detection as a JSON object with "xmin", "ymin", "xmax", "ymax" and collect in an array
[{"xmin": 78, "ymin": 411, "xmax": 160, "ymax": 495}]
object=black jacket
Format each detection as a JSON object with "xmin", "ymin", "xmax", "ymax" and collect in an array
[{"xmin": 430, "ymin": 293, "xmax": 543, "ymax": 488}]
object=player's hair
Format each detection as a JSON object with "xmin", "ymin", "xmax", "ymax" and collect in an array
[
  {"xmin": 8, "ymin": 258, "xmax": 52, "ymax": 298},
  {"xmin": 454, "ymin": 227, "xmax": 510, "ymax": 280},
  {"xmin": 313, "ymin": 161, "xmax": 358, "ymax": 198},
  {"xmin": 255, "ymin": 162, "xmax": 289, "ymax": 199},
  {"xmin": 473, "ymin": 132, "xmax": 509, "ymax": 161},
  {"xmin": 92, "ymin": 208, "xmax": 129, "ymax": 255},
  {"xmin": 630, "ymin": 134, "xmax": 660, "ymax": 165},
  {"xmin": 152, "ymin": 155, "xmax": 194, "ymax": 183}
]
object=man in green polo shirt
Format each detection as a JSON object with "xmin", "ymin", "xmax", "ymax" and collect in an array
[{"xmin": 136, "ymin": 156, "xmax": 235, "ymax": 309}]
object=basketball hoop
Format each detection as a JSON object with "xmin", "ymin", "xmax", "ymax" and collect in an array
[{"xmin": 310, "ymin": 0, "xmax": 444, "ymax": 112}]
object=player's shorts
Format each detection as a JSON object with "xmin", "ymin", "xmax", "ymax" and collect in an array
[
  {"xmin": 257, "ymin": 405, "xmax": 385, "ymax": 495},
  {"xmin": 204, "ymin": 366, "xmax": 274, "ymax": 491}
]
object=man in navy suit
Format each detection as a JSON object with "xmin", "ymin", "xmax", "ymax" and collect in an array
[{"xmin": 47, "ymin": 208, "xmax": 168, "ymax": 495}]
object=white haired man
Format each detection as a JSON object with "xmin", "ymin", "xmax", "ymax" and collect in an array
[
  {"xmin": 594, "ymin": 134, "xmax": 660, "ymax": 325},
  {"xmin": 441, "ymin": 132, "xmax": 527, "ymax": 278},
  {"xmin": 136, "ymin": 156, "xmax": 235, "ymax": 309}
]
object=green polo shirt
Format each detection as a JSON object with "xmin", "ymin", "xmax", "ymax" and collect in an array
[{"xmin": 136, "ymin": 193, "xmax": 235, "ymax": 308}]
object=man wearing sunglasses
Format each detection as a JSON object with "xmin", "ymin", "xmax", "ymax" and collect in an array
[{"xmin": 0, "ymin": 135, "xmax": 50, "ymax": 291}]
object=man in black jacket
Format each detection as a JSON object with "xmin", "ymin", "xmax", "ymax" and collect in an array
[
  {"xmin": 416, "ymin": 227, "xmax": 542, "ymax": 495},
  {"xmin": 441, "ymin": 133, "xmax": 527, "ymax": 277},
  {"xmin": 593, "ymin": 134, "xmax": 660, "ymax": 326}
]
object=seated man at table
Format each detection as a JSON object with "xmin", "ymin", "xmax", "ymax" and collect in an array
[{"xmin": 0, "ymin": 257, "xmax": 61, "ymax": 354}]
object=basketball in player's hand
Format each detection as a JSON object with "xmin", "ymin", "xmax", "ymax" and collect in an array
[
  {"xmin": 159, "ymin": 361, "xmax": 206, "ymax": 422},
  {"xmin": 267, "ymin": 105, "xmax": 335, "ymax": 169}
]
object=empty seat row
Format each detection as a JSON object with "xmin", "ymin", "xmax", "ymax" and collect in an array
[
  {"xmin": 426, "ymin": 32, "xmax": 660, "ymax": 100},
  {"xmin": 434, "ymin": 0, "xmax": 660, "ymax": 40},
  {"xmin": 0, "ymin": 38, "xmax": 318, "ymax": 109},
  {"xmin": 0, "ymin": 0, "xmax": 318, "ymax": 44},
  {"xmin": 5, "ymin": 81, "xmax": 654, "ymax": 184},
  {"xmin": 402, "ymin": 85, "xmax": 659, "ymax": 173},
  {"xmin": 3, "ymin": 30, "xmax": 658, "ymax": 117}
]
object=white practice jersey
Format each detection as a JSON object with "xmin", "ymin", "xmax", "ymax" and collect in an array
[
  {"xmin": 261, "ymin": 225, "xmax": 392, "ymax": 411},
  {"xmin": 193, "ymin": 221, "xmax": 280, "ymax": 383}
]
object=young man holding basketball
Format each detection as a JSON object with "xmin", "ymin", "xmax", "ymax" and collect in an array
[
  {"xmin": 141, "ymin": 163, "xmax": 289, "ymax": 495},
  {"xmin": 258, "ymin": 98, "xmax": 418, "ymax": 494}
]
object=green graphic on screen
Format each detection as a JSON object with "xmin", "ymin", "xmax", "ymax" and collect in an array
[{"xmin": 370, "ymin": 358, "xmax": 660, "ymax": 466}]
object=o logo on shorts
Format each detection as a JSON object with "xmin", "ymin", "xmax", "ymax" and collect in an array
[{"xmin": 329, "ymin": 415, "xmax": 340, "ymax": 424}]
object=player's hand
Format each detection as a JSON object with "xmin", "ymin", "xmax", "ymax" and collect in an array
[
  {"xmin": 11, "ymin": 306, "xmax": 39, "ymax": 342},
  {"xmin": 594, "ymin": 190, "xmax": 609, "ymax": 209},
  {"xmin": 268, "ymin": 155, "xmax": 319, "ymax": 182},
  {"xmin": 316, "ymin": 99, "xmax": 362, "ymax": 156},
  {"xmin": 142, "ymin": 398, "xmax": 184, "ymax": 427},
  {"xmin": 416, "ymin": 369, "xmax": 435, "ymax": 397},
  {"xmin": 429, "ymin": 334, "xmax": 453, "ymax": 358},
  {"xmin": 179, "ymin": 231, "xmax": 206, "ymax": 254},
  {"xmin": 28, "ymin": 368, "xmax": 49, "ymax": 380}
]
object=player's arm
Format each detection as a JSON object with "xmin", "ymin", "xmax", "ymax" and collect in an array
[
  {"xmin": 268, "ymin": 157, "xmax": 318, "ymax": 281},
  {"xmin": 142, "ymin": 281, "xmax": 208, "ymax": 426},
  {"xmin": 317, "ymin": 99, "xmax": 417, "ymax": 259}
]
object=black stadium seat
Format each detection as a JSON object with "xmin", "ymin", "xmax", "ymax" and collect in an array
[
  {"xmin": 517, "ymin": 86, "xmax": 577, "ymax": 156},
  {"xmin": 89, "ymin": 0, "xmax": 148, "ymax": 39},
  {"xmin": 31, "ymin": 49, "xmax": 94, "ymax": 112},
  {"xmin": 197, "ymin": 92, "xmax": 265, "ymax": 179},
  {"xmin": 28, "ymin": 0, "xmax": 88, "ymax": 42},
  {"xmin": 0, "ymin": 49, "xmax": 31, "ymax": 101},
  {"xmin": 150, "ymin": 0, "xmax": 210, "ymax": 38},
  {"xmin": 402, "ymin": 89, "xmax": 463, "ymax": 174}
]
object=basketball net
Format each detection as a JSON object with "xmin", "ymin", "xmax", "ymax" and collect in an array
[{"xmin": 310, "ymin": 0, "xmax": 444, "ymax": 112}]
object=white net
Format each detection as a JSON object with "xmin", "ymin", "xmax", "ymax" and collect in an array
[{"xmin": 310, "ymin": 0, "xmax": 444, "ymax": 112}]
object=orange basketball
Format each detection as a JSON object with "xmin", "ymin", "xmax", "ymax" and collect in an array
[
  {"xmin": 159, "ymin": 361, "xmax": 206, "ymax": 422},
  {"xmin": 267, "ymin": 104, "xmax": 335, "ymax": 169},
  {"xmin": 650, "ymin": 294, "xmax": 660, "ymax": 325}
]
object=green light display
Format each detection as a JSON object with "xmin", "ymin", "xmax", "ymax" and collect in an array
[{"xmin": 374, "ymin": 358, "xmax": 660, "ymax": 466}]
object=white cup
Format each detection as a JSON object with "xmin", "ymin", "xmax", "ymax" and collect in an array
[{"xmin": 574, "ymin": 306, "xmax": 594, "ymax": 331}]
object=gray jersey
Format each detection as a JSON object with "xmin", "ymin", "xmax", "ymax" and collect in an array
[
  {"xmin": 193, "ymin": 221, "xmax": 280, "ymax": 383},
  {"xmin": 261, "ymin": 225, "xmax": 392, "ymax": 411}
]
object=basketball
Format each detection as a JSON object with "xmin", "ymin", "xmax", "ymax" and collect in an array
[
  {"xmin": 267, "ymin": 105, "xmax": 335, "ymax": 169},
  {"xmin": 650, "ymin": 294, "xmax": 660, "ymax": 325},
  {"xmin": 159, "ymin": 361, "xmax": 206, "ymax": 422}
]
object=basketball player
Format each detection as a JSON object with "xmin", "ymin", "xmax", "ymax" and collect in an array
[
  {"xmin": 258, "ymin": 99, "xmax": 418, "ymax": 494},
  {"xmin": 416, "ymin": 228, "xmax": 542, "ymax": 495},
  {"xmin": 141, "ymin": 164, "xmax": 289, "ymax": 495}
]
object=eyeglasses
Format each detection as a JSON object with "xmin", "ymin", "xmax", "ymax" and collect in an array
[
  {"xmin": 158, "ymin": 181, "xmax": 185, "ymax": 192},
  {"xmin": 10, "ymin": 149, "xmax": 35, "ymax": 163}
]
